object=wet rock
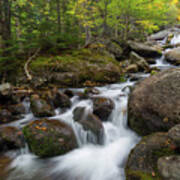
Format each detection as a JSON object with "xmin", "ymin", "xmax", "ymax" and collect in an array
[
  {"xmin": 8, "ymin": 103, "xmax": 26, "ymax": 115},
  {"xmin": 64, "ymin": 89, "xmax": 74, "ymax": 98},
  {"xmin": 128, "ymin": 68, "xmax": 180, "ymax": 136},
  {"xmin": 0, "ymin": 126, "xmax": 24, "ymax": 151},
  {"xmin": 73, "ymin": 107, "xmax": 104, "ymax": 143},
  {"xmin": 168, "ymin": 124, "xmax": 180, "ymax": 148},
  {"xmin": 23, "ymin": 119, "xmax": 78, "ymax": 157},
  {"xmin": 75, "ymin": 92, "xmax": 89, "ymax": 100},
  {"xmin": 30, "ymin": 95, "xmax": 55, "ymax": 117},
  {"xmin": 84, "ymin": 87, "xmax": 100, "ymax": 95},
  {"xmin": 51, "ymin": 90, "xmax": 71, "ymax": 109},
  {"xmin": 165, "ymin": 48, "xmax": 180, "ymax": 65},
  {"xmin": 126, "ymin": 133, "xmax": 176, "ymax": 180},
  {"xmin": 0, "ymin": 83, "xmax": 14, "ymax": 105},
  {"xmin": 0, "ymin": 155, "xmax": 12, "ymax": 180},
  {"xmin": 128, "ymin": 41, "xmax": 162, "ymax": 58},
  {"xmin": 125, "ymin": 64, "xmax": 138, "ymax": 73},
  {"xmin": 0, "ymin": 83, "xmax": 12, "ymax": 96},
  {"xmin": 130, "ymin": 51, "xmax": 150, "ymax": 72},
  {"xmin": 158, "ymin": 156, "xmax": 180, "ymax": 180},
  {"xmin": 105, "ymin": 41, "xmax": 123, "ymax": 60},
  {"xmin": 149, "ymin": 29, "xmax": 170, "ymax": 41},
  {"xmin": 147, "ymin": 58, "xmax": 156, "ymax": 65},
  {"xmin": 92, "ymin": 97, "xmax": 114, "ymax": 121},
  {"xmin": 0, "ymin": 109, "xmax": 13, "ymax": 124}
]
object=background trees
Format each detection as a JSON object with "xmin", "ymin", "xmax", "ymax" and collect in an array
[{"xmin": 0, "ymin": 0, "xmax": 179, "ymax": 57}]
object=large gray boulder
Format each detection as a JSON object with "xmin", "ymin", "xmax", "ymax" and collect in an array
[
  {"xmin": 130, "ymin": 51, "xmax": 150, "ymax": 72},
  {"xmin": 158, "ymin": 156, "xmax": 180, "ymax": 180},
  {"xmin": 148, "ymin": 29, "xmax": 170, "ymax": 41},
  {"xmin": 168, "ymin": 124, "xmax": 180, "ymax": 148},
  {"xmin": 165, "ymin": 48, "xmax": 180, "ymax": 65},
  {"xmin": 128, "ymin": 41, "xmax": 162, "ymax": 57},
  {"xmin": 128, "ymin": 68, "xmax": 180, "ymax": 136}
]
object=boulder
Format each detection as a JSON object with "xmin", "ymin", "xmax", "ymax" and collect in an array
[
  {"xmin": 30, "ymin": 95, "xmax": 55, "ymax": 117},
  {"xmin": 23, "ymin": 119, "xmax": 78, "ymax": 157},
  {"xmin": 126, "ymin": 133, "xmax": 176, "ymax": 180},
  {"xmin": 0, "ymin": 83, "xmax": 14, "ymax": 105},
  {"xmin": 125, "ymin": 64, "xmax": 139, "ymax": 73},
  {"xmin": 130, "ymin": 51, "xmax": 150, "ymax": 72},
  {"xmin": 165, "ymin": 48, "xmax": 180, "ymax": 65},
  {"xmin": 73, "ymin": 107, "xmax": 104, "ymax": 143},
  {"xmin": 92, "ymin": 97, "xmax": 114, "ymax": 121},
  {"xmin": 168, "ymin": 124, "xmax": 180, "ymax": 148},
  {"xmin": 0, "ymin": 126, "xmax": 24, "ymax": 151},
  {"xmin": 0, "ymin": 109, "xmax": 13, "ymax": 124},
  {"xmin": 128, "ymin": 68, "xmax": 180, "ymax": 136},
  {"xmin": 8, "ymin": 103, "xmax": 26, "ymax": 115},
  {"xmin": 106, "ymin": 41, "xmax": 123, "ymax": 60},
  {"xmin": 63, "ymin": 89, "xmax": 74, "ymax": 98},
  {"xmin": 148, "ymin": 30, "xmax": 170, "ymax": 41},
  {"xmin": 128, "ymin": 41, "xmax": 162, "ymax": 57},
  {"xmin": 0, "ymin": 83, "xmax": 12, "ymax": 96},
  {"xmin": 50, "ymin": 89, "xmax": 71, "ymax": 109},
  {"xmin": 158, "ymin": 156, "xmax": 180, "ymax": 180},
  {"xmin": 0, "ymin": 155, "xmax": 12, "ymax": 180}
]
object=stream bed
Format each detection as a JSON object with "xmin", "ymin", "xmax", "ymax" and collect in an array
[{"xmin": 2, "ymin": 35, "xmax": 180, "ymax": 180}]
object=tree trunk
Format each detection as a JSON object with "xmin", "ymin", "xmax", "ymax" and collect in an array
[
  {"xmin": 124, "ymin": 15, "xmax": 129, "ymax": 41},
  {"xmin": 56, "ymin": 0, "xmax": 61, "ymax": 33},
  {"xmin": 0, "ymin": 0, "xmax": 11, "ymax": 50},
  {"xmin": 85, "ymin": 26, "xmax": 92, "ymax": 47},
  {"xmin": 103, "ymin": 0, "xmax": 108, "ymax": 36}
]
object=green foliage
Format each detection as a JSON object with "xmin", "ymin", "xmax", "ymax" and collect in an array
[{"xmin": 0, "ymin": 0, "xmax": 179, "ymax": 62}]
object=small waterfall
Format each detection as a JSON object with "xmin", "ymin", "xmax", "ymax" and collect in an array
[
  {"xmin": 171, "ymin": 34, "xmax": 180, "ymax": 46},
  {"xmin": 6, "ymin": 82, "xmax": 140, "ymax": 180}
]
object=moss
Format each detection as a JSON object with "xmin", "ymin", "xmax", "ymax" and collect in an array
[
  {"xmin": 152, "ymin": 147, "xmax": 176, "ymax": 161},
  {"xmin": 30, "ymin": 48, "xmax": 119, "ymax": 71},
  {"xmin": 119, "ymin": 75, "xmax": 126, "ymax": 82},
  {"xmin": 151, "ymin": 70, "xmax": 158, "ymax": 76},
  {"xmin": 126, "ymin": 170, "xmax": 162, "ymax": 180},
  {"xmin": 23, "ymin": 126, "xmax": 64, "ymax": 157}
]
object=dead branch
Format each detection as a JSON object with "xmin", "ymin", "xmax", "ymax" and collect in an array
[{"xmin": 24, "ymin": 48, "xmax": 41, "ymax": 81}]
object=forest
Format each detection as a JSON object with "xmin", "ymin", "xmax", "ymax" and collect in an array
[{"xmin": 0, "ymin": 0, "xmax": 179, "ymax": 55}]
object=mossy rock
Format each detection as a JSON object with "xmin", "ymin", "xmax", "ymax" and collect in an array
[
  {"xmin": 126, "ymin": 170, "xmax": 161, "ymax": 180},
  {"xmin": 126, "ymin": 132, "xmax": 177, "ymax": 180},
  {"xmin": 23, "ymin": 119, "xmax": 78, "ymax": 157}
]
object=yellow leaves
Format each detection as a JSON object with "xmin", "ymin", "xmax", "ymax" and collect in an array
[
  {"xmin": 171, "ymin": 0, "xmax": 179, "ymax": 5},
  {"xmin": 163, "ymin": 117, "xmax": 169, "ymax": 123},
  {"xmin": 35, "ymin": 126, "xmax": 47, "ymax": 131},
  {"xmin": 177, "ymin": 15, "xmax": 180, "ymax": 21},
  {"xmin": 136, "ymin": 20, "xmax": 159, "ymax": 32},
  {"xmin": 74, "ymin": 0, "xmax": 98, "ymax": 28}
]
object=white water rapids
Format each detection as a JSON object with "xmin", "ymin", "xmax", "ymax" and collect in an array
[
  {"xmin": 6, "ymin": 81, "xmax": 140, "ymax": 180},
  {"xmin": 3, "ymin": 34, "xmax": 180, "ymax": 180}
]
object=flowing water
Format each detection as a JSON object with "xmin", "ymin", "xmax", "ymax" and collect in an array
[{"xmin": 3, "ymin": 35, "xmax": 180, "ymax": 180}]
